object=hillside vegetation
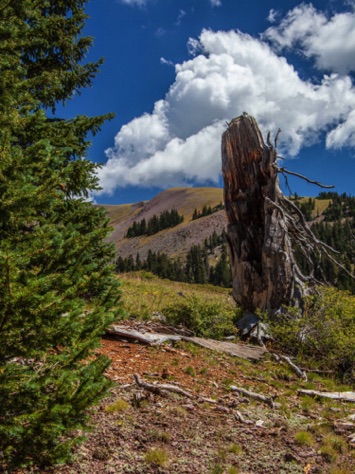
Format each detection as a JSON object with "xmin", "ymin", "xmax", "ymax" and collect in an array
[
  {"xmin": 2, "ymin": 0, "xmax": 354, "ymax": 471},
  {"xmin": 104, "ymin": 187, "xmax": 225, "ymax": 260},
  {"xmin": 108, "ymin": 189, "xmax": 355, "ymax": 294},
  {"xmin": 17, "ymin": 273, "xmax": 354, "ymax": 473}
]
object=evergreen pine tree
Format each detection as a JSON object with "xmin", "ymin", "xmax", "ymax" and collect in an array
[{"xmin": 0, "ymin": 1, "xmax": 121, "ymax": 468}]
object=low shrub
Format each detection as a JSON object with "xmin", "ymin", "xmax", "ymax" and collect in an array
[
  {"xmin": 162, "ymin": 295, "xmax": 240, "ymax": 339},
  {"xmin": 265, "ymin": 287, "xmax": 355, "ymax": 380}
]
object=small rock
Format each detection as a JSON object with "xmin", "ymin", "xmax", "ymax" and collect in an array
[{"xmin": 236, "ymin": 312, "xmax": 259, "ymax": 336}]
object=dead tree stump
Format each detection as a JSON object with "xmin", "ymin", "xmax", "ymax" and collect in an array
[{"xmin": 222, "ymin": 114, "xmax": 307, "ymax": 316}]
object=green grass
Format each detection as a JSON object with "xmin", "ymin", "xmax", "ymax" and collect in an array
[
  {"xmin": 105, "ymin": 398, "xmax": 130, "ymax": 413},
  {"xmin": 227, "ymin": 467, "xmax": 240, "ymax": 474},
  {"xmin": 100, "ymin": 203, "xmax": 137, "ymax": 223},
  {"xmin": 147, "ymin": 429, "xmax": 171, "ymax": 443},
  {"xmin": 321, "ymin": 434, "xmax": 347, "ymax": 462},
  {"xmin": 228, "ymin": 443, "xmax": 243, "ymax": 455},
  {"xmin": 294, "ymin": 430, "xmax": 315, "ymax": 447},
  {"xmin": 185, "ymin": 366, "xmax": 196, "ymax": 377},
  {"xmin": 145, "ymin": 447, "xmax": 169, "ymax": 466},
  {"xmin": 117, "ymin": 271, "xmax": 235, "ymax": 323}
]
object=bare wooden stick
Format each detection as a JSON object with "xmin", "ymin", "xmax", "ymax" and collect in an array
[
  {"xmin": 279, "ymin": 355, "xmax": 307, "ymax": 381},
  {"xmin": 301, "ymin": 369, "xmax": 334, "ymax": 374},
  {"xmin": 107, "ymin": 327, "xmax": 265, "ymax": 361},
  {"xmin": 235, "ymin": 410, "xmax": 253, "ymax": 424},
  {"xmin": 230, "ymin": 385, "xmax": 275, "ymax": 408},
  {"xmin": 298, "ymin": 389, "xmax": 355, "ymax": 403},
  {"xmin": 133, "ymin": 374, "xmax": 193, "ymax": 398},
  {"xmin": 133, "ymin": 374, "xmax": 217, "ymax": 404}
]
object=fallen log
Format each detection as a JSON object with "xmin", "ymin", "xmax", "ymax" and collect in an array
[
  {"xmin": 186, "ymin": 336, "xmax": 265, "ymax": 361},
  {"xmin": 133, "ymin": 374, "xmax": 194, "ymax": 398},
  {"xmin": 107, "ymin": 326, "xmax": 265, "ymax": 361},
  {"xmin": 107, "ymin": 326, "xmax": 181, "ymax": 345},
  {"xmin": 298, "ymin": 389, "xmax": 355, "ymax": 403}
]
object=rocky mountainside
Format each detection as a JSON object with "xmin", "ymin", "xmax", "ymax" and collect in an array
[{"xmin": 102, "ymin": 187, "xmax": 226, "ymax": 260}]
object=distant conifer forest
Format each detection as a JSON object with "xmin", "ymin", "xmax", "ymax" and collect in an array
[
  {"xmin": 299, "ymin": 192, "xmax": 355, "ymax": 293},
  {"xmin": 126, "ymin": 209, "xmax": 184, "ymax": 237},
  {"xmin": 117, "ymin": 193, "xmax": 355, "ymax": 293},
  {"xmin": 117, "ymin": 231, "xmax": 232, "ymax": 288}
]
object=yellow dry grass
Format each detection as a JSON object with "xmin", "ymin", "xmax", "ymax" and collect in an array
[
  {"xmin": 297, "ymin": 197, "xmax": 331, "ymax": 219},
  {"xmin": 100, "ymin": 204, "xmax": 135, "ymax": 223}
]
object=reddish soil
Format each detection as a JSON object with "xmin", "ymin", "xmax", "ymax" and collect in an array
[{"xmin": 19, "ymin": 331, "xmax": 354, "ymax": 474}]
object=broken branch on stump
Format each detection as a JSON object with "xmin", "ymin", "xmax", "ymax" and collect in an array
[
  {"xmin": 273, "ymin": 164, "xmax": 335, "ymax": 189},
  {"xmin": 230, "ymin": 385, "xmax": 275, "ymax": 408}
]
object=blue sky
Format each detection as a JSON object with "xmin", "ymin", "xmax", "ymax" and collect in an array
[{"xmin": 60, "ymin": 0, "xmax": 355, "ymax": 204}]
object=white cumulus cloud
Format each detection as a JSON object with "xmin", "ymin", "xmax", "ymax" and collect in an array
[
  {"xmin": 326, "ymin": 110, "xmax": 355, "ymax": 148},
  {"xmin": 264, "ymin": 3, "xmax": 355, "ymax": 74},
  {"xmin": 210, "ymin": 0, "xmax": 222, "ymax": 7},
  {"xmin": 97, "ymin": 10, "xmax": 355, "ymax": 195}
]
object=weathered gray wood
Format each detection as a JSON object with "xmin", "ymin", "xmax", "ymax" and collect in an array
[
  {"xmin": 185, "ymin": 336, "xmax": 265, "ymax": 361},
  {"xmin": 222, "ymin": 114, "xmax": 353, "ymax": 317},
  {"xmin": 222, "ymin": 114, "xmax": 307, "ymax": 316},
  {"xmin": 230, "ymin": 385, "xmax": 275, "ymax": 408},
  {"xmin": 298, "ymin": 389, "xmax": 355, "ymax": 403},
  {"xmin": 107, "ymin": 326, "xmax": 265, "ymax": 361},
  {"xmin": 107, "ymin": 326, "xmax": 182, "ymax": 345},
  {"xmin": 133, "ymin": 374, "xmax": 217, "ymax": 404},
  {"xmin": 278, "ymin": 355, "xmax": 307, "ymax": 381}
]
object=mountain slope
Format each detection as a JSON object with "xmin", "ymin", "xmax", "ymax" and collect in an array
[{"xmin": 103, "ymin": 187, "xmax": 225, "ymax": 259}]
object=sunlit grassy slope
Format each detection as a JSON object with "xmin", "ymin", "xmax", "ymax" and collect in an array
[
  {"xmin": 102, "ymin": 187, "xmax": 224, "ymax": 224},
  {"xmin": 117, "ymin": 271, "xmax": 234, "ymax": 321},
  {"xmin": 102, "ymin": 188, "xmax": 332, "ymax": 260}
]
